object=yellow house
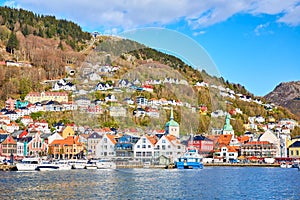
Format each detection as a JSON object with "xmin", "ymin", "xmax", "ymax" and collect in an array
[
  {"xmin": 288, "ymin": 141, "xmax": 300, "ymax": 158},
  {"xmin": 25, "ymin": 92, "xmax": 68, "ymax": 103},
  {"xmin": 61, "ymin": 126, "xmax": 75, "ymax": 138}
]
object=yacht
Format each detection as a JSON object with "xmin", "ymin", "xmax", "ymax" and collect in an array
[
  {"xmin": 36, "ymin": 161, "xmax": 59, "ymax": 171},
  {"xmin": 69, "ymin": 159, "xmax": 88, "ymax": 169},
  {"xmin": 85, "ymin": 160, "xmax": 98, "ymax": 169},
  {"xmin": 96, "ymin": 160, "xmax": 116, "ymax": 169},
  {"xmin": 55, "ymin": 160, "xmax": 72, "ymax": 170},
  {"xmin": 175, "ymin": 148, "xmax": 203, "ymax": 169},
  {"xmin": 16, "ymin": 157, "xmax": 40, "ymax": 171}
]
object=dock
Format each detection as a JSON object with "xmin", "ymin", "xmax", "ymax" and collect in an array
[
  {"xmin": 0, "ymin": 164, "xmax": 17, "ymax": 171},
  {"xmin": 204, "ymin": 163, "xmax": 280, "ymax": 167}
]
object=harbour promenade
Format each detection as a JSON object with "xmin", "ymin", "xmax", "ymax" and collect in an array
[{"xmin": 204, "ymin": 163, "xmax": 280, "ymax": 167}]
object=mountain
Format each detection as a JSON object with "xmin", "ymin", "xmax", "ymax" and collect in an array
[{"xmin": 265, "ymin": 81, "xmax": 300, "ymax": 119}]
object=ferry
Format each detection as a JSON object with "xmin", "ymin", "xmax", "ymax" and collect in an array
[
  {"xmin": 16, "ymin": 157, "xmax": 40, "ymax": 171},
  {"xmin": 175, "ymin": 148, "xmax": 203, "ymax": 169},
  {"xmin": 36, "ymin": 161, "xmax": 59, "ymax": 171}
]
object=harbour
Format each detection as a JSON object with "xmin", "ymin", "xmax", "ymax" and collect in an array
[{"xmin": 1, "ymin": 167, "xmax": 299, "ymax": 199}]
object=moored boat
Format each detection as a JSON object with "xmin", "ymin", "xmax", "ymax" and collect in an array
[
  {"xmin": 36, "ymin": 161, "xmax": 59, "ymax": 171},
  {"xmin": 69, "ymin": 159, "xmax": 88, "ymax": 169},
  {"xmin": 55, "ymin": 160, "xmax": 72, "ymax": 170},
  {"xmin": 280, "ymin": 162, "xmax": 293, "ymax": 168},
  {"xmin": 96, "ymin": 160, "xmax": 116, "ymax": 169},
  {"xmin": 85, "ymin": 160, "xmax": 98, "ymax": 169},
  {"xmin": 175, "ymin": 148, "xmax": 203, "ymax": 169},
  {"xmin": 16, "ymin": 157, "xmax": 40, "ymax": 171}
]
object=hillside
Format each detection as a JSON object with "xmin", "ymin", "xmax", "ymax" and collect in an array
[
  {"xmin": 0, "ymin": 7, "xmax": 298, "ymax": 136},
  {"xmin": 265, "ymin": 81, "xmax": 300, "ymax": 119}
]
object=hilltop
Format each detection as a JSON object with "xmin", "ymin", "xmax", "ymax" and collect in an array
[{"xmin": 265, "ymin": 81, "xmax": 300, "ymax": 120}]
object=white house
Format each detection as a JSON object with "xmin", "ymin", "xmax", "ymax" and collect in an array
[
  {"xmin": 134, "ymin": 135, "xmax": 157, "ymax": 162},
  {"xmin": 95, "ymin": 134, "xmax": 116, "ymax": 158},
  {"xmin": 154, "ymin": 135, "xmax": 185, "ymax": 162},
  {"xmin": 214, "ymin": 145, "xmax": 238, "ymax": 163},
  {"xmin": 17, "ymin": 142, "xmax": 25, "ymax": 157}
]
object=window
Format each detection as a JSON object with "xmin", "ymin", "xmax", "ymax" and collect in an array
[
  {"xmin": 104, "ymin": 138, "xmax": 107, "ymax": 143},
  {"xmin": 137, "ymin": 145, "xmax": 140, "ymax": 148},
  {"xmin": 162, "ymin": 145, "xmax": 166, "ymax": 150},
  {"xmin": 296, "ymin": 150, "xmax": 299, "ymax": 156},
  {"xmin": 148, "ymin": 145, "xmax": 151, "ymax": 148},
  {"xmin": 146, "ymin": 152, "xmax": 152, "ymax": 157},
  {"xmin": 142, "ymin": 138, "xmax": 146, "ymax": 143},
  {"xmin": 136, "ymin": 152, "xmax": 141, "ymax": 156},
  {"xmin": 168, "ymin": 145, "xmax": 171, "ymax": 149},
  {"xmin": 162, "ymin": 140, "xmax": 166, "ymax": 143},
  {"xmin": 290, "ymin": 150, "xmax": 293, "ymax": 156},
  {"xmin": 142, "ymin": 145, "xmax": 146, "ymax": 149}
]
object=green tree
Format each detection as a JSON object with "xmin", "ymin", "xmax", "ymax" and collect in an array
[{"xmin": 6, "ymin": 32, "xmax": 19, "ymax": 53}]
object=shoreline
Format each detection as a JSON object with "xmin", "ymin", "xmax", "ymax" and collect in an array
[{"xmin": 203, "ymin": 163, "xmax": 280, "ymax": 167}]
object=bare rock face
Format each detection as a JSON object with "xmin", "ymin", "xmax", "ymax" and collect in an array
[{"xmin": 265, "ymin": 81, "xmax": 300, "ymax": 118}]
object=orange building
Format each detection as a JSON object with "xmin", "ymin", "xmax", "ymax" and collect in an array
[{"xmin": 49, "ymin": 136, "xmax": 84, "ymax": 159}]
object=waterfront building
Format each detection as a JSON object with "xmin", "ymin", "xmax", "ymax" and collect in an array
[
  {"xmin": 240, "ymin": 141, "xmax": 277, "ymax": 158},
  {"xmin": 49, "ymin": 136, "xmax": 84, "ymax": 159},
  {"xmin": 258, "ymin": 130, "xmax": 280, "ymax": 157},
  {"xmin": 288, "ymin": 141, "xmax": 300, "ymax": 158},
  {"xmin": 0, "ymin": 134, "xmax": 17, "ymax": 158},
  {"xmin": 27, "ymin": 131, "xmax": 48, "ymax": 157},
  {"xmin": 134, "ymin": 135, "xmax": 157, "ymax": 162},
  {"xmin": 95, "ymin": 134, "xmax": 116, "ymax": 158},
  {"xmin": 154, "ymin": 135, "xmax": 185, "ymax": 162},
  {"xmin": 115, "ymin": 135, "xmax": 134, "ymax": 158},
  {"xmin": 187, "ymin": 135, "xmax": 214, "ymax": 157},
  {"xmin": 87, "ymin": 132, "xmax": 102, "ymax": 158}
]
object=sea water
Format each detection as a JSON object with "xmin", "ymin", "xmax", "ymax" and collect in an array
[{"xmin": 0, "ymin": 167, "xmax": 299, "ymax": 199}]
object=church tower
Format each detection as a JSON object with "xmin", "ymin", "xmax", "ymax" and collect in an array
[
  {"xmin": 165, "ymin": 107, "xmax": 180, "ymax": 138},
  {"xmin": 222, "ymin": 113, "xmax": 234, "ymax": 136}
]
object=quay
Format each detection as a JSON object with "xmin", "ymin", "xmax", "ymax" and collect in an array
[
  {"xmin": 204, "ymin": 163, "xmax": 280, "ymax": 167},
  {"xmin": 0, "ymin": 164, "xmax": 17, "ymax": 171}
]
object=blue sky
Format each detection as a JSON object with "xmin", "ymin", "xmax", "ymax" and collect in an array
[{"xmin": 1, "ymin": 0, "xmax": 299, "ymax": 96}]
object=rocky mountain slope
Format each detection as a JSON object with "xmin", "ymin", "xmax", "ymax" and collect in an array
[{"xmin": 265, "ymin": 81, "xmax": 300, "ymax": 119}]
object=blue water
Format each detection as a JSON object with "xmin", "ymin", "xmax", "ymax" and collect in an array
[{"xmin": 0, "ymin": 167, "xmax": 299, "ymax": 199}]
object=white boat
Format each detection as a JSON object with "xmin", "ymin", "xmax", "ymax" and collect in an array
[
  {"xmin": 143, "ymin": 161, "xmax": 151, "ymax": 168},
  {"xmin": 55, "ymin": 160, "xmax": 72, "ymax": 170},
  {"xmin": 36, "ymin": 161, "xmax": 59, "ymax": 171},
  {"xmin": 85, "ymin": 160, "xmax": 98, "ymax": 169},
  {"xmin": 16, "ymin": 157, "xmax": 40, "ymax": 171},
  {"xmin": 280, "ymin": 162, "xmax": 293, "ymax": 168},
  {"xmin": 69, "ymin": 159, "xmax": 88, "ymax": 169},
  {"xmin": 96, "ymin": 160, "xmax": 116, "ymax": 169}
]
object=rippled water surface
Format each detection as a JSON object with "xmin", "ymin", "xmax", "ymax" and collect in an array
[{"xmin": 1, "ymin": 167, "xmax": 300, "ymax": 199}]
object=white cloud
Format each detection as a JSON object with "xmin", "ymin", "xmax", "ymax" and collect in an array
[
  {"xmin": 254, "ymin": 23, "xmax": 270, "ymax": 36},
  {"xmin": 193, "ymin": 31, "xmax": 206, "ymax": 36},
  {"xmin": 3, "ymin": 0, "xmax": 300, "ymax": 31}
]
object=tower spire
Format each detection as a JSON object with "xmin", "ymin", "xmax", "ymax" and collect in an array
[{"xmin": 170, "ymin": 107, "xmax": 174, "ymax": 120}]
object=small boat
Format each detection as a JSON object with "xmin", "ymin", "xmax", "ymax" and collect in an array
[
  {"xmin": 36, "ymin": 161, "xmax": 59, "ymax": 171},
  {"xmin": 143, "ymin": 161, "xmax": 151, "ymax": 168},
  {"xmin": 280, "ymin": 162, "xmax": 293, "ymax": 168},
  {"xmin": 85, "ymin": 160, "xmax": 98, "ymax": 169},
  {"xmin": 96, "ymin": 160, "xmax": 116, "ymax": 169},
  {"xmin": 55, "ymin": 160, "xmax": 72, "ymax": 170},
  {"xmin": 16, "ymin": 157, "xmax": 40, "ymax": 171},
  {"xmin": 175, "ymin": 148, "xmax": 203, "ymax": 169},
  {"xmin": 69, "ymin": 159, "xmax": 88, "ymax": 169}
]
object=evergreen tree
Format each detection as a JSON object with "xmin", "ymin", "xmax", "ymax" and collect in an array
[{"xmin": 6, "ymin": 32, "xmax": 19, "ymax": 53}]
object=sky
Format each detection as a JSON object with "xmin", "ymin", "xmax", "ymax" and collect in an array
[{"xmin": 1, "ymin": 0, "xmax": 299, "ymax": 96}]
